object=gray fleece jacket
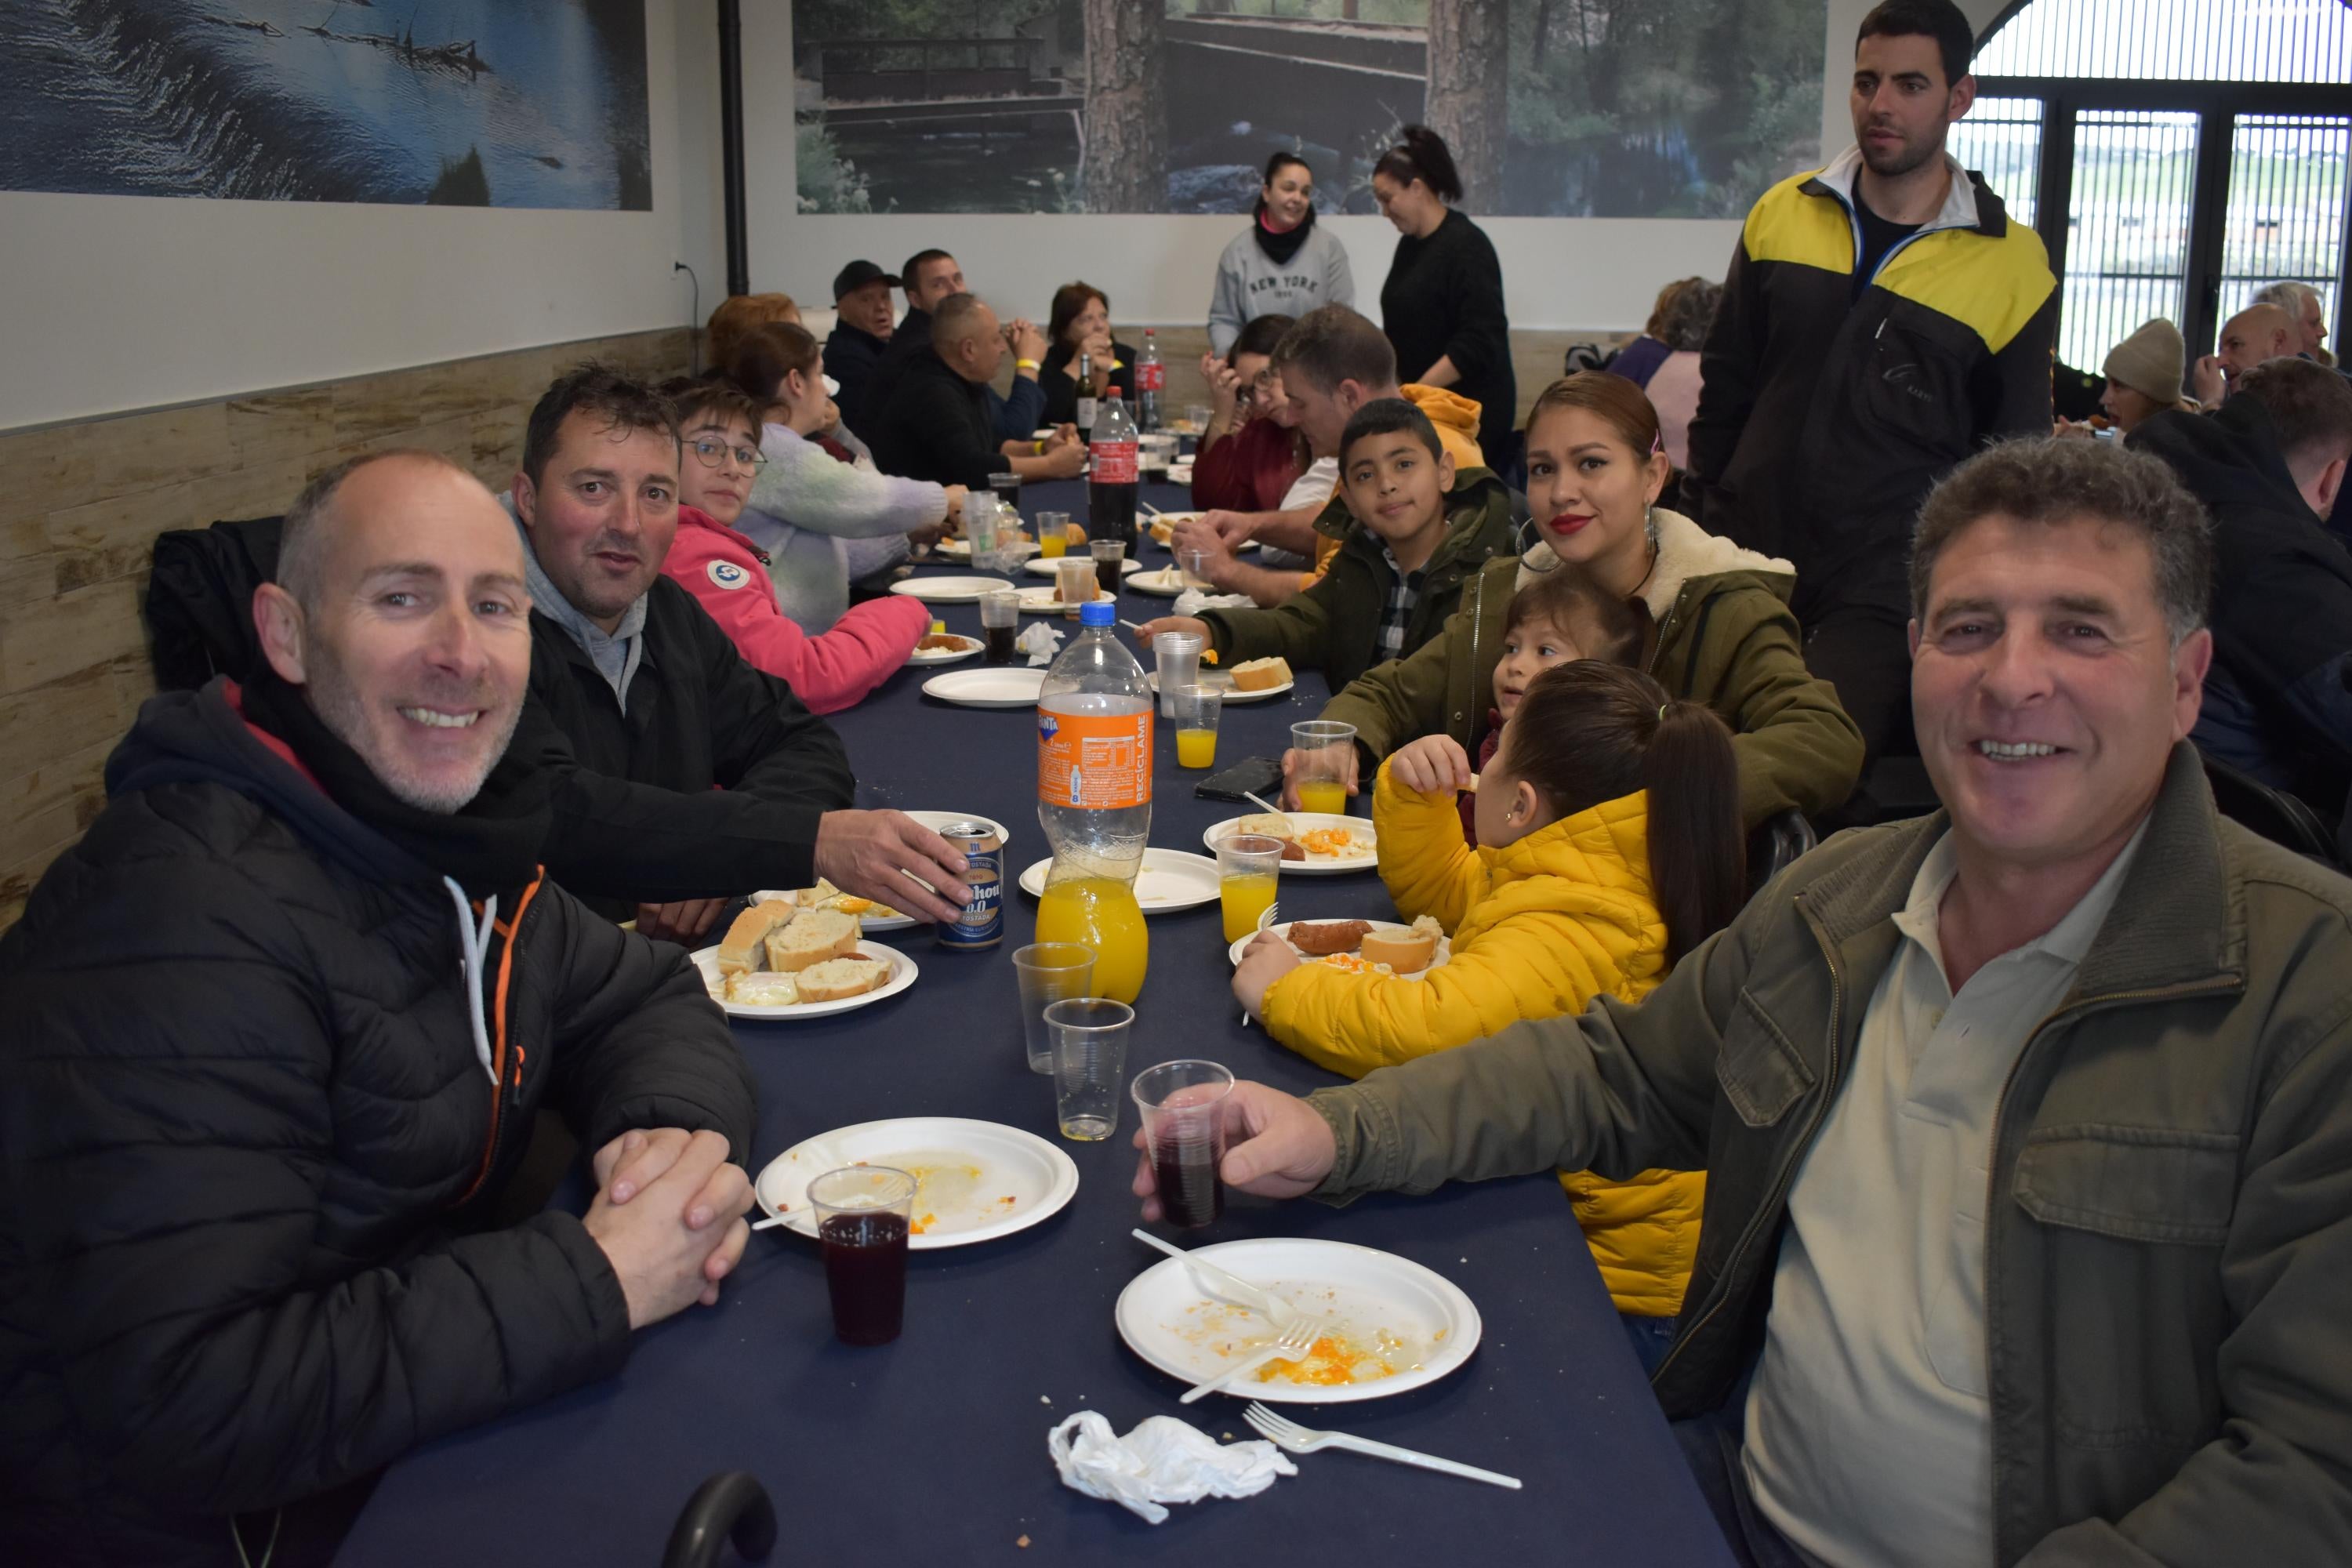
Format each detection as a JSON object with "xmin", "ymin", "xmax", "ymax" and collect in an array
[{"xmin": 1207, "ymin": 221, "xmax": 1356, "ymax": 355}]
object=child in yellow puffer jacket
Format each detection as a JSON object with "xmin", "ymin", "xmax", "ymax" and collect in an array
[{"xmin": 1234, "ymin": 658, "xmax": 1745, "ymax": 1359}]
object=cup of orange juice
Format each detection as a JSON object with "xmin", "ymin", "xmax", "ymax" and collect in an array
[
  {"xmin": 1038, "ymin": 510, "xmax": 1069, "ymax": 558},
  {"xmin": 1171, "ymin": 683, "xmax": 1221, "ymax": 769},
  {"xmin": 1290, "ymin": 720, "xmax": 1356, "ymax": 816},
  {"xmin": 1217, "ymin": 833, "xmax": 1283, "ymax": 943}
]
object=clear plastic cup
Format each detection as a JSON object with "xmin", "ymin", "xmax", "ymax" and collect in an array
[
  {"xmin": 1132, "ymin": 1060, "xmax": 1236, "ymax": 1229},
  {"xmin": 1215, "ymin": 832, "xmax": 1283, "ymax": 942},
  {"xmin": 1154, "ymin": 630, "xmax": 1203, "ymax": 718},
  {"xmin": 1011, "ymin": 942, "xmax": 1094, "ymax": 1074},
  {"xmin": 1037, "ymin": 509, "xmax": 1071, "ymax": 559},
  {"xmin": 807, "ymin": 1165, "xmax": 917, "ymax": 1345},
  {"xmin": 1091, "ymin": 536, "xmax": 1127, "ymax": 596},
  {"xmin": 1056, "ymin": 556, "xmax": 1096, "ymax": 619},
  {"xmin": 1047, "ymin": 997, "xmax": 1133, "ymax": 1141},
  {"xmin": 1290, "ymin": 719, "xmax": 1358, "ymax": 816},
  {"xmin": 1178, "ymin": 546, "xmax": 1214, "ymax": 591},
  {"xmin": 1172, "ymin": 683, "xmax": 1222, "ymax": 771}
]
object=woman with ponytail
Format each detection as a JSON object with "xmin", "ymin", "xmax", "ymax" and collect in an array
[
  {"xmin": 1233, "ymin": 660, "xmax": 1741, "ymax": 1356},
  {"xmin": 1371, "ymin": 125, "xmax": 1515, "ymax": 462}
]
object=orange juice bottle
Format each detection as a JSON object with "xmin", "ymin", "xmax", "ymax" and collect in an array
[{"xmin": 1035, "ymin": 875, "xmax": 1149, "ymax": 1004}]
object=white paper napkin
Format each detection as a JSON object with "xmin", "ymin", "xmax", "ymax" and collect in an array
[
  {"xmin": 1171, "ymin": 589, "xmax": 1254, "ymax": 617},
  {"xmin": 1048, "ymin": 1411, "xmax": 1297, "ymax": 1524},
  {"xmin": 1017, "ymin": 623, "xmax": 1067, "ymax": 666}
]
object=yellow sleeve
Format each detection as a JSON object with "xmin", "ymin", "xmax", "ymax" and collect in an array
[
  {"xmin": 1372, "ymin": 756, "xmax": 1479, "ymax": 931},
  {"xmin": 1259, "ymin": 908, "xmax": 1635, "ymax": 1079}
]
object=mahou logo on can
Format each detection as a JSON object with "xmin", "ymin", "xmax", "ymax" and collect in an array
[{"xmin": 935, "ymin": 821, "xmax": 1004, "ymax": 948}]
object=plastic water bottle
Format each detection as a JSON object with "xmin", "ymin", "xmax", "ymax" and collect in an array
[
  {"xmin": 1136, "ymin": 329, "xmax": 1164, "ymax": 431},
  {"xmin": 1087, "ymin": 396, "xmax": 1139, "ymax": 557},
  {"xmin": 1033, "ymin": 600, "xmax": 1152, "ymax": 1004}
]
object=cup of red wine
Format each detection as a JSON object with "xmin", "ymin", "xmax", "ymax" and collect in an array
[
  {"xmin": 807, "ymin": 1165, "xmax": 918, "ymax": 1345},
  {"xmin": 1132, "ymin": 1060, "xmax": 1236, "ymax": 1229}
]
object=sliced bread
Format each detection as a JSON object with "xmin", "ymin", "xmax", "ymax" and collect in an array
[
  {"xmin": 1229, "ymin": 655, "xmax": 1292, "ymax": 691},
  {"xmin": 764, "ymin": 909, "xmax": 862, "ymax": 972},
  {"xmin": 716, "ymin": 899, "xmax": 797, "ymax": 975},
  {"xmin": 793, "ymin": 956, "xmax": 892, "ymax": 1003}
]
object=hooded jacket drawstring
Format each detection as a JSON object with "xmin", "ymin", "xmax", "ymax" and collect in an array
[{"xmin": 444, "ymin": 877, "xmax": 499, "ymax": 1084}]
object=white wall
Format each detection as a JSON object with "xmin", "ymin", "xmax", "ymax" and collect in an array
[
  {"xmin": 0, "ymin": 0, "xmax": 727, "ymax": 433},
  {"xmin": 745, "ymin": 2, "xmax": 2013, "ymax": 335}
]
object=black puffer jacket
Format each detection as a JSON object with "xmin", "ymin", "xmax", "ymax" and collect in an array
[{"xmin": 0, "ymin": 682, "xmax": 758, "ymax": 1567}]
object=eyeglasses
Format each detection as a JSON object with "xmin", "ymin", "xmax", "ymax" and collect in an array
[{"xmin": 688, "ymin": 435, "xmax": 766, "ymax": 471}]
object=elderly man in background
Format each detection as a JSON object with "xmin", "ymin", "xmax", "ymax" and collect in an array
[
  {"xmin": 865, "ymin": 293, "xmax": 1085, "ymax": 491},
  {"xmin": 0, "ymin": 450, "xmax": 760, "ymax": 1567},
  {"xmin": 1143, "ymin": 437, "xmax": 2352, "ymax": 1565},
  {"xmin": 2252, "ymin": 279, "xmax": 2334, "ymax": 367}
]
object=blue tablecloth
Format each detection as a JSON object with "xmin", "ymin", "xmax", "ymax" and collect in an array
[{"xmin": 338, "ymin": 481, "xmax": 1733, "ymax": 1567}]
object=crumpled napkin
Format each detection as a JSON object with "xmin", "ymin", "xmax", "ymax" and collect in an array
[
  {"xmin": 1048, "ymin": 1411, "xmax": 1297, "ymax": 1524},
  {"xmin": 1018, "ymin": 622, "xmax": 1067, "ymax": 666},
  {"xmin": 1172, "ymin": 588, "xmax": 1254, "ymax": 617}
]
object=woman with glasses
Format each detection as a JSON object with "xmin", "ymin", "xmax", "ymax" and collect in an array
[
  {"xmin": 660, "ymin": 378, "xmax": 930, "ymax": 714},
  {"xmin": 1189, "ymin": 312, "xmax": 1308, "ymax": 513},
  {"xmin": 716, "ymin": 323, "xmax": 964, "ymax": 634}
]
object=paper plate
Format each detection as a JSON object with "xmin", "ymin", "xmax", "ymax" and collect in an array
[
  {"xmin": 906, "ymin": 635, "xmax": 982, "ymax": 666},
  {"xmin": 935, "ymin": 536, "xmax": 1039, "ymax": 564},
  {"xmin": 1127, "ymin": 567, "xmax": 1196, "ymax": 597},
  {"xmin": 1145, "ymin": 669, "xmax": 1294, "ymax": 705},
  {"xmin": 922, "ymin": 668, "xmax": 1047, "ymax": 708},
  {"xmin": 750, "ymin": 888, "xmax": 918, "ymax": 935},
  {"xmin": 890, "ymin": 575, "xmax": 1015, "ymax": 604},
  {"xmin": 1227, "ymin": 920, "xmax": 1452, "ymax": 976},
  {"xmin": 691, "ymin": 940, "xmax": 919, "ymax": 1020},
  {"xmin": 1018, "ymin": 586, "xmax": 1105, "ymax": 615},
  {"xmin": 757, "ymin": 1117, "xmax": 1080, "ymax": 1250},
  {"xmin": 901, "ymin": 810, "xmax": 1014, "ymax": 852},
  {"xmin": 1116, "ymin": 1236, "xmax": 1482, "ymax": 1404},
  {"xmin": 1014, "ymin": 849, "xmax": 1221, "ymax": 914},
  {"xmin": 1203, "ymin": 812, "xmax": 1377, "ymax": 875},
  {"xmin": 1027, "ymin": 556, "xmax": 1141, "ymax": 579}
]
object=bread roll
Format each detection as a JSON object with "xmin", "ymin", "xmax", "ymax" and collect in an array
[
  {"xmin": 764, "ymin": 909, "xmax": 862, "ymax": 972},
  {"xmin": 1361, "ymin": 926, "xmax": 1438, "ymax": 975},
  {"xmin": 794, "ymin": 956, "xmax": 891, "ymax": 1002},
  {"xmin": 716, "ymin": 899, "xmax": 796, "ymax": 975},
  {"xmin": 1229, "ymin": 656, "xmax": 1292, "ymax": 692}
]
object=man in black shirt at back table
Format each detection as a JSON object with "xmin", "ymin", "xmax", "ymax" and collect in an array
[
  {"xmin": 509, "ymin": 365, "xmax": 976, "ymax": 942},
  {"xmin": 869, "ymin": 293, "xmax": 1085, "ymax": 490},
  {"xmin": 1689, "ymin": 0, "xmax": 2056, "ymax": 781}
]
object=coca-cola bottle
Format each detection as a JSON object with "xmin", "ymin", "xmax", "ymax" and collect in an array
[
  {"xmin": 1087, "ymin": 396, "xmax": 1138, "ymax": 557},
  {"xmin": 1135, "ymin": 329, "xmax": 1164, "ymax": 431}
]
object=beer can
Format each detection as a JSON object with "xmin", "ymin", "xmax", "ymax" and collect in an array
[{"xmin": 935, "ymin": 820, "xmax": 1004, "ymax": 949}]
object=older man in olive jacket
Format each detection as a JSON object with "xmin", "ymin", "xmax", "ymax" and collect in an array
[{"xmin": 1142, "ymin": 438, "xmax": 2352, "ymax": 1565}]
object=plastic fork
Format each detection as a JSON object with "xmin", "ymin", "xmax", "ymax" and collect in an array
[
  {"xmin": 1181, "ymin": 1315, "xmax": 1320, "ymax": 1404},
  {"xmin": 1242, "ymin": 1403, "xmax": 1523, "ymax": 1490},
  {"xmin": 1128, "ymin": 1229, "xmax": 1294, "ymax": 1327}
]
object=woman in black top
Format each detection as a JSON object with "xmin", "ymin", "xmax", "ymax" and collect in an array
[
  {"xmin": 1038, "ymin": 281, "xmax": 1137, "ymax": 429},
  {"xmin": 1373, "ymin": 125, "xmax": 1515, "ymax": 463}
]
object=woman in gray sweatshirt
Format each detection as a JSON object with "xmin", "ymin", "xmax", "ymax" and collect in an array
[
  {"xmin": 1207, "ymin": 153, "xmax": 1355, "ymax": 356},
  {"xmin": 727, "ymin": 323, "xmax": 960, "ymax": 631}
]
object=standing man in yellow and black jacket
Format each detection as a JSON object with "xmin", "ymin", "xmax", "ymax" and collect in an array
[{"xmin": 1690, "ymin": 0, "xmax": 2056, "ymax": 775}]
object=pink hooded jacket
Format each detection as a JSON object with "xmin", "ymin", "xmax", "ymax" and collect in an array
[{"xmin": 662, "ymin": 505, "xmax": 927, "ymax": 715}]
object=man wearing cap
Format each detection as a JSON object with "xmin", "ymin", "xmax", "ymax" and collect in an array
[{"xmin": 825, "ymin": 259, "xmax": 899, "ymax": 434}]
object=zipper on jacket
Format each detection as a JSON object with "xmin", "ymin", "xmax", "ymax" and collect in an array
[
  {"xmin": 1652, "ymin": 895, "xmax": 1848, "ymax": 1386},
  {"xmin": 1974, "ymin": 971, "xmax": 2241, "ymax": 1551}
]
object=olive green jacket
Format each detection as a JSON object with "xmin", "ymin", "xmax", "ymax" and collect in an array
[
  {"xmin": 1197, "ymin": 468, "xmax": 1515, "ymax": 693},
  {"xmin": 1316, "ymin": 509, "xmax": 1863, "ymax": 829},
  {"xmin": 1308, "ymin": 745, "xmax": 2352, "ymax": 1565}
]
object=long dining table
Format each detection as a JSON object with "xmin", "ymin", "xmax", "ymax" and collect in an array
[{"xmin": 337, "ymin": 478, "xmax": 1735, "ymax": 1567}]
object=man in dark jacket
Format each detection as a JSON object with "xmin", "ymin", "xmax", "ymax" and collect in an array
[
  {"xmin": 0, "ymin": 450, "xmax": 760, "ymax": 1567},
  {"xmin": 822, "ymin": 257, "xmax": 898, "ymax": 434},
  {"xmin": 863, "ymin": 295, "xmax": 1083, "ymax": 492},
  {"xmin": 2132, "ymin": 356, "xmax": 2352, "ymax": 822},
  {"xmin": 1159, "ymin": 438, "xmax": 2352, "ymax": 1563},
  {"xmin": 864, "ymin": 249, "xmax": 1052, "ymax": 446},
  {"xmin": 1689, "ymin": 0, "xmax": 2057, "ymax": 769},
  {"xmin": 509, "ymin": 365, "xmax": 978, "ymax": 942}
]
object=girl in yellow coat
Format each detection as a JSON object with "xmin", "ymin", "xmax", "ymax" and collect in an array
[{"xmin": 1233, "ymin": 659, "xmax": 1745, "ymax": 1359}]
